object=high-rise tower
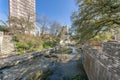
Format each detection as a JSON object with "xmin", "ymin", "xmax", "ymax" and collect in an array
[
  {"xmin": 9, "ymin": 0, "xmax": 36, "ymax": 22},
  {"xmin": 9, "ymin": 0, "xmax": 39, "ymax": 35}
]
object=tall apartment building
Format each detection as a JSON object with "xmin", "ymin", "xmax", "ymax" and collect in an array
[
  {"xmin": 9, "ymin": 0, "xmax": 36, "ymax": 22},
  {"xmin": 9, "ymin": 0, "xmax": 40, "ymax": 35}
]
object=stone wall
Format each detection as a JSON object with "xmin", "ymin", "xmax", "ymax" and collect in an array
[
  {"xmin": 0, "ymin": 46, "xmax": 60, "ymax": 69},
  {"xmin": 102, "ymin": 42, "xmax": 120, "ymax": 58},
  {"xmin": 0, "ymin": 35, "xmax": 16, "ymax": 58},
  {"xmin": 82, "ymin": 42, "xmax": 120, "ymax": 80}
]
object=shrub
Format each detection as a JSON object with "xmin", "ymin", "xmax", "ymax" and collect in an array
[
  {"xmin": 90, "ymin": 33, "xmax": 113, "ymax": 42},
  {"xmin": 0, "ymin": 26, "xmax": 9, "ymax": 32},
  {"xmin": 14, "ymin": 34, "xmax": 59, "ymax": 54},
  {"xmin": 15, "ymin": 42, "xmax": 30, "ymax": 54},
  {"xmin": 43, "ymin": 41, "xmax": 51, "ymax": 49},
  {"xmin": 16, "ymin": 42, "xmax": 29, "ymax": 49},
  {"xmin": 13, "ymin": 36, "xmax": 19, "ymax": 42}
]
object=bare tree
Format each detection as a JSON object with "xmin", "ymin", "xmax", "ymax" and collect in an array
[
  {"xmin": 49, "ymin": 21, "xmax": 62, "ymax": 37},
  {"xmin": 0, "ymin": 20, "xmax": 8, "ymax": 27},
  {"xmin": 37, "ymin": 16, "xmax": 49, "ymax": 36},
  {"xmin": 9, "ymin": 15, "xmax": 35, "ymax": 35},
  {"xmin": 9, "ymin": 2, "xmax": 36, "ymax": 35}
]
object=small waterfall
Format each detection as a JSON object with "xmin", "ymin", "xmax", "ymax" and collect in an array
[{"xmin": 70, "ymin": 46, "xmax": 76, "ymax": 54}]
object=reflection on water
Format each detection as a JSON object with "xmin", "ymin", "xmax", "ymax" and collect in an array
[{"xmin": 0, "ymin": 46, "xmax": 88, "ymax": 80}]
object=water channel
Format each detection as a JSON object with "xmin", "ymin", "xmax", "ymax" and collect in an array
[{"xmin": 0, "ymin": 46, "xmax": 88, "ymax": 80}]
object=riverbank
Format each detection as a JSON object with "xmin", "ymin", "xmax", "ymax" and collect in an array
[{"xmin": 0, "ymin": 46, "xmax": 88, "ymax": 80}]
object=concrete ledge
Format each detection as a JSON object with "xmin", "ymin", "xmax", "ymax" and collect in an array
[{"xmin": 0, "ymin": 46, "xmax": 60, "ymax": 69}]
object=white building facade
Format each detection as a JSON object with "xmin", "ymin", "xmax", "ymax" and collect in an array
[
  {"xmin": 9, "ymin": 0, "xmax": 36, "ymax": 22},
  {"xmin": 9, "ymin": 0, "xmax": 39, "ymax": 35}
]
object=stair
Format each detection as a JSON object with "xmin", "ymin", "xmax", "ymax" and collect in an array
[{"xmin": 0, "ymin": 35, "xmax": 17, "ymax": 58}]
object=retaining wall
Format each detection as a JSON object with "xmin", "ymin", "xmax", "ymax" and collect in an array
[{"xmin": 82, "ymin": 42, "xmax": 120, "ymax": 80}]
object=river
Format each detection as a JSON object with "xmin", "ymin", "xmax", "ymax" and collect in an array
[{"xmin": 0, "ymin": 46, "xmax": 88, "ymax": 80}]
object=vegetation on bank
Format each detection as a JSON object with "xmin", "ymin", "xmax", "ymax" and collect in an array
[
  {"xmin": 87, "ymin": 33, "xmax": 114, "ymax": 46},
  {"xmin": 0, "ymin": 26, "xmax": 10, "ymax": 34},
  {"xmin": 13, "ymin": 34, "xmax": 59, "ymax": 54},
  {"xmin": 71, "ymin": 0, "xmax": 120, "ymax": 44},
  {"xmin": 7, "ymin": 16, "xmax": 68, "ymax": 54}
]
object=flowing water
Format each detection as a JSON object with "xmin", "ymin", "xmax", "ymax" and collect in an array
[
  {"xmin": 0, "ymin": 46, "xmax": 88, "ymax": 80},
  {"xmin": 48, "ymin": 46, "xmax": 88, "ymax": 80}
]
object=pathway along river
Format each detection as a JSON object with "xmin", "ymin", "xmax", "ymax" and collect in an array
[{"xmin": 0, "ymin": 46, "xmax": 88, "ymax": 80}]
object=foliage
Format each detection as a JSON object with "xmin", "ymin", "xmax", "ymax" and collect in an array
[
  {"xmin": 13, "ymin": 34, "xmax": 59, "ymax": 54},
  {"xmin": 37, "ymin": 16, "xmax": 68, "ymax": 43},
  {"xmin": 0, "ymin": 26, "xmax": 9, "ymax": 32},
  {"xmin": 9, "ymin": 16, "xmax": 35, "ymax": 34},
  {"xmin": 9, "ymin": 16, "xmax": 64, "ymax": 54},
  {"xmin": 13, "ymin": 34, "xmax": 41, "ymax": 54},
  {"xmin": 16, "ymin": 42, "xmax": 29, "ymax": 50},
  {"xmin": 12, "ymin": 36, "xmax": 19, "ymax": 42},
  {"xmin": 43, "ymin": 41, "xmax": 51, "ymax": 49},
  {"xmin": 43, "ymin": 39, "xmax": 58, "ymax": 49},
  {"xmin": 86, "ymin": 33, "xmax": 114, "ymax": 46},
  {"xmin": 71, "ymin": 0, "xmax": 120, "ymax": 43},
  {"xmin": 16, "ymin": 42, "xmax": 30, "ymax": 54},
  {"xmin": 90, "ymin": 33, "xmax": 113, "ymax": 42}
]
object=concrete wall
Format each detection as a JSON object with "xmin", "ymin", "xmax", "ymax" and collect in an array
[
  {"xmin": 82, "ymin": 42, "xmax": 120, "ymax": 80},
  {"xmin": 102, "ymin": 42, "xmax": 120, "ymax": 58}
]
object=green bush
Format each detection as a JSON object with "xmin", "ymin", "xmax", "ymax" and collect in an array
[
  {"xmin": 14, "ymin": 34, "xmax": 59, "ymax": 54},
  {"xmin": 0, "ymin": 26, "xmax": 9, "ymax": 32},
  {"xmin": 43, "ymin": 41, "xmax": 51, "ymax": 49},
  {"xmin": 15, "ymin": 41, "xmax": 32, "ymax": 54},
  {"xmin": 16, "ymin": 42, "xmax": 30, "ymax": 49},
  {"xmin": 42, "ymin": 39, "xmax": 58, "ymax": 49},
  {"xmin": 13, "ymin": 36, "xmax": 19, "ymax": 42},
  {"xmin": 90, "ymin": 33, "xmax": 113, "ymax": 42},
  {"xmin": 16, "ymin": 42, "xmax": 30, "ymax": 54}
]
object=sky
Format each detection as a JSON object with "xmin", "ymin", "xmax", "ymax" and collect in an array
[{"xmin": 0, "ymin": 0, "xmax": 77, "ymax": 26}]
